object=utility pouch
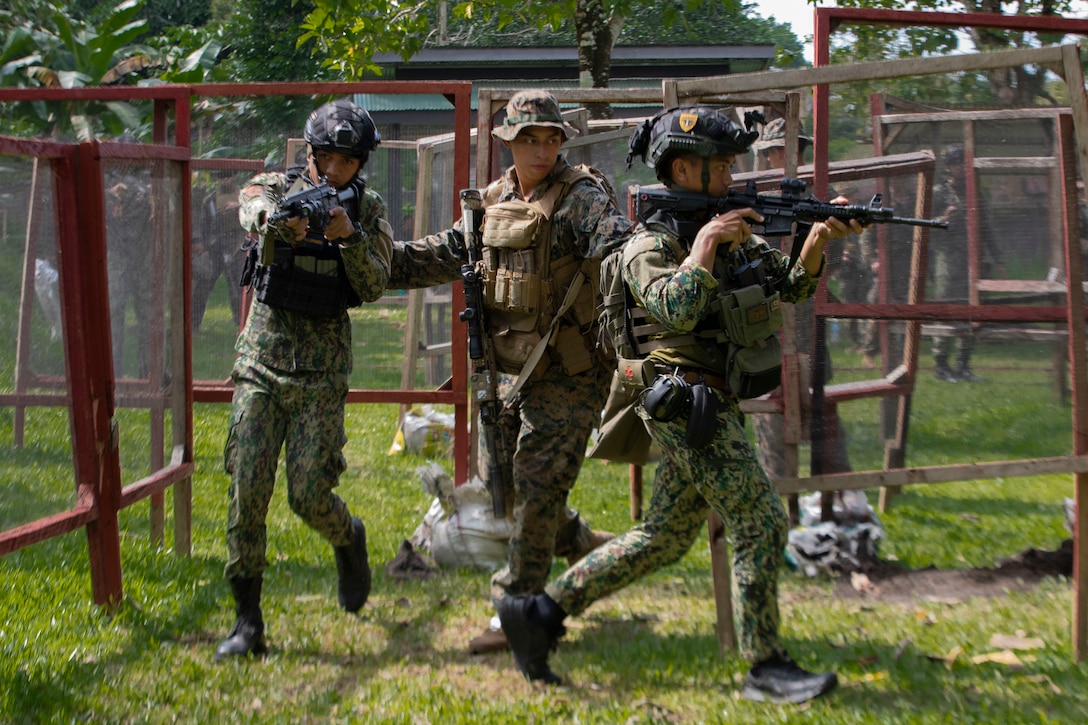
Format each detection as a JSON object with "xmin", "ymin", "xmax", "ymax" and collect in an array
[
  {"xmin": 551, "ymin": 324, "xmax": 593, "ymax": 376},
  {"xmin": 718, "ymin": 284, "xmax": 783, "ymax": 347},
  {"xmin": 492, "ymin": 327, "xmax": 545, "ymax": 379},
  {"xmin": 482, "ymin": 201, "xmax": 545, "ymax": 316},
  {"xmin": 551, "ymin": 255, "xmax": 598, "ymax": 328},
  {"xmin": 685, "ymin": 382, "xmax": 719, "ymax": 449},
  {"xmin": 726, "ymin": 336, "xmax": 783, "ymax": 399},
  {"xmin": 482, "ymin": 200, "xmax": 544, "ymax": 247}
]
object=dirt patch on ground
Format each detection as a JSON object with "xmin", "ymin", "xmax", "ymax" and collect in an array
[{"xmin": 832, "ymin": 539, "xmax": 1074, "ymax": 604}]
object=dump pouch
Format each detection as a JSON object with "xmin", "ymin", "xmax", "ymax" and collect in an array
[{"xmin": 588, "ymin": 367, "xmax": 652, "ymax": 464}]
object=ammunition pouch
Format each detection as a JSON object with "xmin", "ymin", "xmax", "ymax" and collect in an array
[
  {"xmin": 482, "ymin": 201, "xmax": 544, "ymax": 317},
  {"xmin": 250, "ymin": 245, "xmax": 357, "ymax": 318}
]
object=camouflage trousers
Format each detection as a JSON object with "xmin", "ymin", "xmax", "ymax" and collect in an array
[
  {"xmin": 488, "ymin": 363, "xmax": 611, "ymax": 605},
  {"xmin": 931, "ymin": 239, "xmax": 975, "ymax": 363},
  {"xmin": 107, "ymin": 243, "xmax": 151, "ymax": 379},
  {"xmin": 546, "ymin": 396, "xmax": 788, "ymax": 664},
  {"xmin": 223, "ymin": 356, "xmax": 354, "ymax": 579}
]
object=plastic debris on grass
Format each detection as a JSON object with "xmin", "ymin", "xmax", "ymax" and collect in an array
[{"xmin": 786, "ymin": 490, "xmax": 885, "ymax": 577}]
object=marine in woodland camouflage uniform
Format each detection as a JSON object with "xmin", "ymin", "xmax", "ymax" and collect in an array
[
  {"xmin": 496, "ymin": 106, "xmax": 862, "ymax": 705},
  {"xmin": 388, "ymin": 90, "xmax": 635, "ymax": 648},
  {"xmin": 216, "ymin": 100, "xmax": 392, "ymax": 661}
]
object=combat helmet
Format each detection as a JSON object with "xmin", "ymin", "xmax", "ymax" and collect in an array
[
  {"xmin": 304, "ymin": 100, "xmax": 381, "ymax": 161},
  {"xmin": 626, "ymin": 106, "xmax": 760, "ymax": 181}
]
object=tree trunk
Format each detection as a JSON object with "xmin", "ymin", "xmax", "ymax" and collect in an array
[{"xmin": 574, "ymin": 0, "xmax": 624, "ymax": 119}]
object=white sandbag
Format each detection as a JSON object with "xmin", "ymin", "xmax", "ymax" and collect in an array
[{"xmin": 409, "ymin": 463, "xmax": 512, "ymax": 571}]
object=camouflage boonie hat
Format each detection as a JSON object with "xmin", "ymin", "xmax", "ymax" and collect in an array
[
  {"xmin": 752, "ymin": 117, "xmax": 813, "ymax": 151},
  {"xmin": 492, "ymin": 89, "xmax": 579, "ymax": 141}
]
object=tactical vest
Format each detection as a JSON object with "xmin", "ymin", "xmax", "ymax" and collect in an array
[
  {"xmin": 247, "ymin": 172, "xmax": 364, "ymax": 318},
  {"xmin": 626, "ymin": 215, "xmax": 785, "ymax": 398},
  {"xmin": 477, "ymin": 165, "xmax": 608, "ymax": 377}
]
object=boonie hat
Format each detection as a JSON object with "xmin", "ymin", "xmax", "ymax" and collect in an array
[
  {"xmin": 752, "ymin": 117, "xmax": 812, "ymax": 152},
  {"xmin": 492, "ymin": 89, "xmax": 579, "ymax": 141}
]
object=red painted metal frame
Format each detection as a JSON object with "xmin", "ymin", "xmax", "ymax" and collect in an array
[
  {"xmin": 813, "ymin": 7, "xmax": 1088, "ymax": 661},
  {"xmin": 0, "ymin": 81, "xmax": 474, "ymax": 609},
  {"xmin": 0, "ymin": 85, "xmax": 196, "ymax": 606}
]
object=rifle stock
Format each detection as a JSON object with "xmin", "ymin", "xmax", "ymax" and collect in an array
[
  {"xmin": 636, "ymin": 178, "xmax": 948, "ymax": 238},
  {"xmin": 458, "ymin": 189, "xmax": 508, "ymax": 518}
]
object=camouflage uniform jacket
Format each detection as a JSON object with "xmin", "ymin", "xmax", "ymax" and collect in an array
[
  {"xmin": 622, "ymin": 221, "xmax": 823, "ymax": 373},
  {"xmin": 390, "ymin": 156, "xmax": 634, "ymax": 290},
  {"xmin": 237, "ymin": 171, "xmax": 393, "ymax": 375}
]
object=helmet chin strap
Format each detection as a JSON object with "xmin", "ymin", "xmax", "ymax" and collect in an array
[{"xmin": 700, "ymin": 157, "xmax": 711, "ymax": 195}]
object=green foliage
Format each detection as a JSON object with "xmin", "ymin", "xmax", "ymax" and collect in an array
[
  {"xmin": 0, "ymin": 0, "xmax": 158, "ymax": 139},
  {"xmin": 302, "ymin": 0, "xmax": 800, "ymax": 79},
  {"xmin": 301, "ymin": 0, "xmax": 431, "ymax": 77}
]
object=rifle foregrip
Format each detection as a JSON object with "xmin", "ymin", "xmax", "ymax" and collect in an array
[{"xmin": 487, "ymin": 459, "xmax": 506, "ymax": 518}]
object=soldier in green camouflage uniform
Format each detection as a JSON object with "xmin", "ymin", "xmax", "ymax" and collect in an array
[
  {"xmin": 105, "ymin": 171, "xmax": 152, "ymax": 378},
  {"xmin": 931, "ymin": 143, "xmax": 983, "ymax": 383},
  {"xmin": 216, "ymin": 100, "xmax": 393, "ymax": 661},
  {"xmin": 388, "ymin": 90, "xmax": 635, "ymax": 652},
  {"xmin": 497, "ymin": 107, "xmax": 863, "ymax": 705}
]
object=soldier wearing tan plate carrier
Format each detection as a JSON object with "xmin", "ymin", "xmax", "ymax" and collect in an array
[
  {"xmin": 387, "ymin": 90, "xmax": 635, "ymax": 654},
  {"xmin": 496, "ymin": 106, "xmax": 865, "ymax": 704},
  {"xmin": 215, "ymin": 100, "xmax": 392, "ymax": 660}
]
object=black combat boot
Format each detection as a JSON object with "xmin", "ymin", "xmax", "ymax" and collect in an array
[
  {"xmin": 933, "ymin": 354, "xmax": 958, "ymax": 382},
  {"xmin": 334, "ymin": 517, "xmax": 371, "ymax": 613},
  {"xmin": 214, "ymin": 576, "xmax": 267, "ymax": 661},
  {"xmin": 496, "ymin": 592, "xmax": 567, "ymax": 685},
  {"xmin": 741, "ymin": 652, "xmax": 838, "ymax": 704},
  {"xmin": 954, "ymin": 354, "xmax": 984, "ymax": 382}
]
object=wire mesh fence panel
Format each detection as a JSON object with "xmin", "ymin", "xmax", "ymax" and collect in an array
[{"xmin": 0, "ymin": 153, "xmax": 77, "ymax": 530}]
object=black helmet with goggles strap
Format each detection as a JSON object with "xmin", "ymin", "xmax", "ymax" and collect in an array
[
  {"xmin": 304, "ymin": 100, "xmax": 381, "ymax": 160},
  {"xmin": 627, "ymin": 106, "xmax": 760, "ymax": 181}
]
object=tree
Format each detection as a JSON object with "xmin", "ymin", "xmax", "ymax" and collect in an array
[
  {"xmin": 829, "ymin": 0, "xmax": 1078, "ymax": 107},
  {"xmin": 303, "ymin": 0, "xmax": 800, "ymax": 117},
  {"xmin": 0, "ymin": 0, "xmax": 159, "ymax": 139}
]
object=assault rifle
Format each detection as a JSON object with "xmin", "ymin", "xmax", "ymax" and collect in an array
[
  {"xmin": 458, "ymin": 189, "xmax": 508, "ymax": 518},
  {"xmin": 269, "ymin": 181, "xmax": 357, "ymax": 229},
  {"xmin": 636, "ymin": 178, "xmax": 948, "ymax": 238}
]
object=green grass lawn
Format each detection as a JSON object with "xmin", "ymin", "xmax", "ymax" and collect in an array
[{"xmin": 1, "ymin": 311, "xmax": 1086, "ymax": 722}]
